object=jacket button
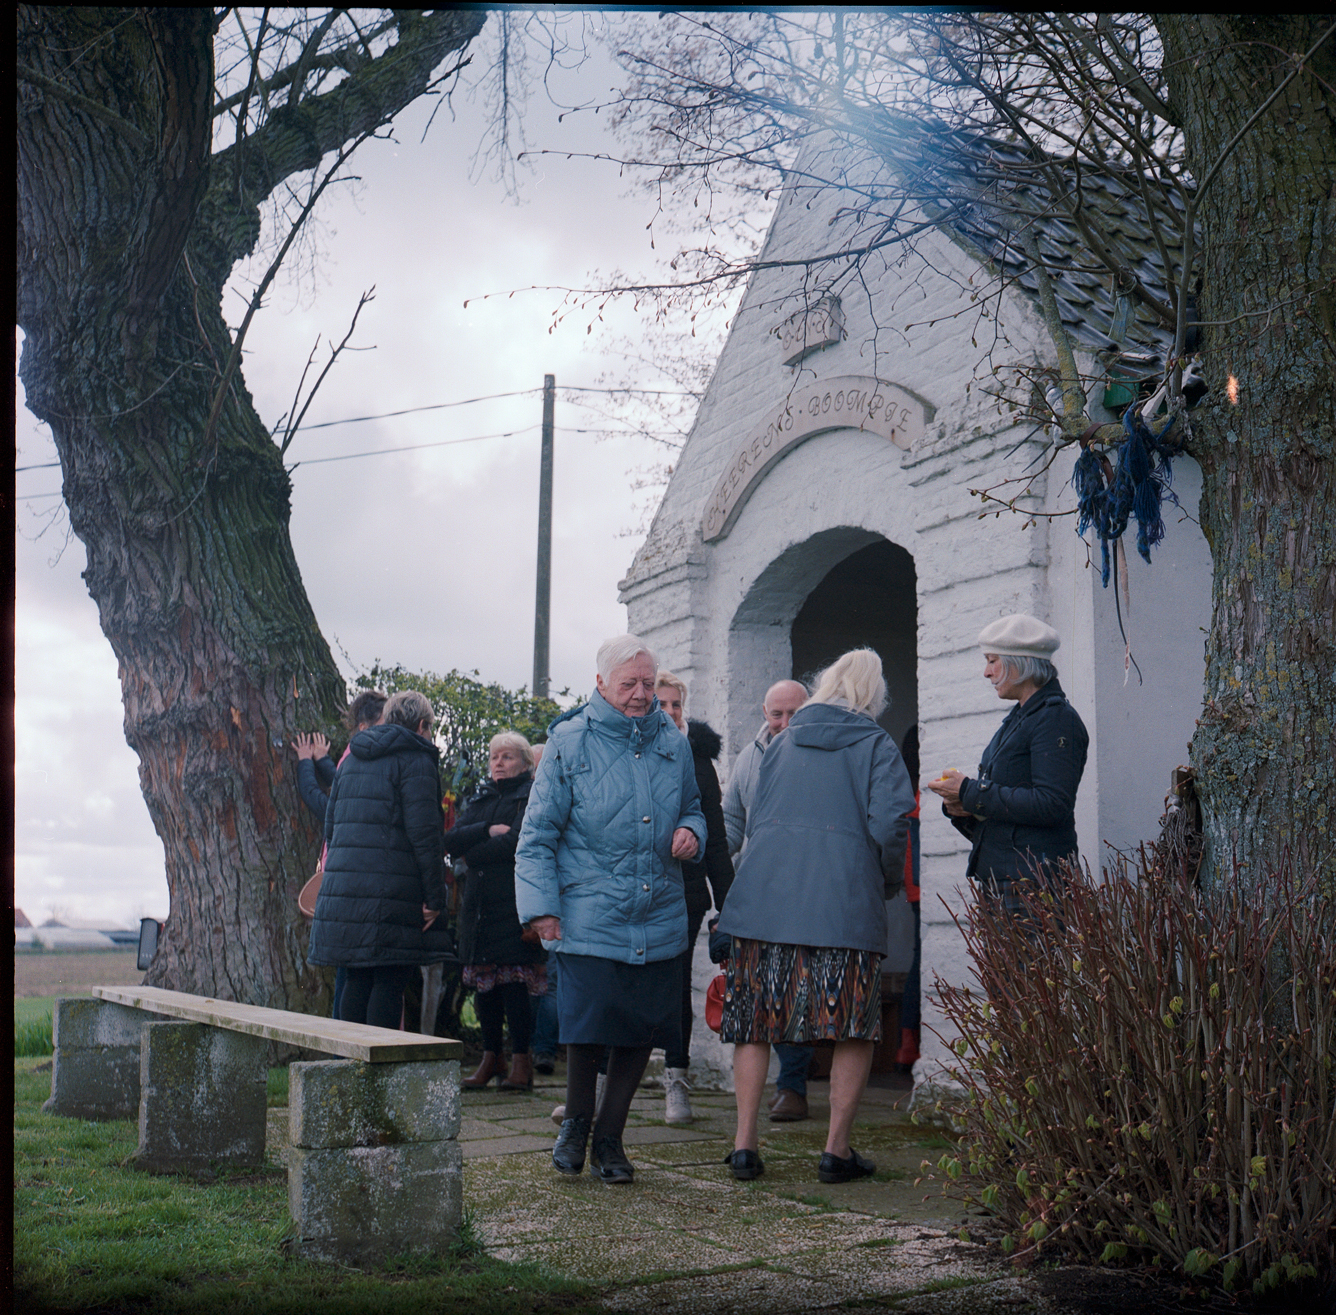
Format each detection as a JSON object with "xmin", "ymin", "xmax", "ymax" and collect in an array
[
  {"xmin": 636, "ymin": 948, "xmax": 643, "ymax": 955},
  {"xmin": 642, "ymin": 883, "xmax": 649, "ymax": 891},
  {"xmin": 642, "ymin": 815, "xmax": 650, "ymax": 823},
  {"xmin": 635, "ymin": 752, "xmax": 641, "ymax": 758}
]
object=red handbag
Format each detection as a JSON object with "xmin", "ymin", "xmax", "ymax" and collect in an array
[{"xmin": 704, "ymin": 970, "xmax": 728, "ymax": 1033}]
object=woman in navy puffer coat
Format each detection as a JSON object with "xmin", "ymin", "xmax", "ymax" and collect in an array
[{"xmin": 309, "ymin": 690, "xmax": 450, "ymax": 1029}]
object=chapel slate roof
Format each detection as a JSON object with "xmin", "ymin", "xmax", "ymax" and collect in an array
[{"xmin": 920, "ymin": 135, "xmax": 1192, "ymax": 371}]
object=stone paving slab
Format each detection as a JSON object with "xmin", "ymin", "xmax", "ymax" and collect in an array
[
  {"xmin": 270, "ymin": 1064, "xmax": 1069, "ymax": 1310},
  {"xmin": 621, "ymin": 1125, "xmax": 718, "ymax": 1147},
  {"xmin": 462, "ymin": 1134, "xmax": 555, "ymax": 1160}
]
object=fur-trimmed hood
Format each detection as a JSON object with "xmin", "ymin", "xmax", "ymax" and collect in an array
[{"xmin": 686, "ymin": 719, "xmax": 723, "ymax": 762}]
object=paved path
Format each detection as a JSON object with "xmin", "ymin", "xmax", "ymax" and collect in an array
[{"xmin": 455, "ymin": 1064, "xmax": 1074, "ymax": 1313}]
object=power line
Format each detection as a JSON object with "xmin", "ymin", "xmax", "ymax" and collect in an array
[
  {"xmin": 289, "ymin": 426, "xmax": 540, "ymax": 466},
  {"xmin": 281, "ymin": 384, "xmax": 694, "ymax": 434},
  {"xmin": 287, "ymin": 388, "xmax": 539, "ymax": 432},
  {"xmin": 16, "ymin": 385, "xmax": 697, "ymax": 473},
  {"xmin": 16, "ymin": 385, "xmax": 695, "ymax": 483},
  {"xmin": 560, "ymin": 386, "xmax": 697, "ymax": 397},
  {"xmin": 288, "ymin": 423, "xmax": 680, "ymax": 469}
]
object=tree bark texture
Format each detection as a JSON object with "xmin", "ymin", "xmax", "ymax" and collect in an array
[
  {"xmin": 1157, "ymin": 15, "xmax": 1336, "ymax": 887},
  {"xmin": 16, "ymin": 7, "xmax": 485, "ymax": 1007}
]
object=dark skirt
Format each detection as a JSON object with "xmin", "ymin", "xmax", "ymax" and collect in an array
[
  {"xmin": 720, "ymin": 937, "xmax": 883, "ymax": 1045},
  {"xmin": 557, "ymin": 952, "xmax": 682, "ymax": 1050}
]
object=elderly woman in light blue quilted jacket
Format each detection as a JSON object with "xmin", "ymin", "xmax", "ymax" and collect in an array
[{"xmin": 516, "ymin": 635, "xmax": 705, "ymax": 1185}]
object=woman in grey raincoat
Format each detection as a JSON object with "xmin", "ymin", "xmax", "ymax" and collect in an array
[{"xmin": 717, "ymin": 649, "xmax": 915, "ymax": 1186}]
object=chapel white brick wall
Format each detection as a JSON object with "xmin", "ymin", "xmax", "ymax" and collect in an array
[{"xmin": 620, "ymin": 159, "xmax": 1212, "ymax": 1097}]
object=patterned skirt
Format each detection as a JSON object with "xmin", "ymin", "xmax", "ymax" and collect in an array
[
  {"xmin": 720, "ymin": 938, "xmax": 883, "ymax": 1045},
  {"xmin": 463, "ymin": 963, "xmax": 548, "ymax": 996}
]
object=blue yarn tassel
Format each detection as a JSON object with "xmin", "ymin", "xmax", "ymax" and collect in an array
[{"xmin": 1070, "ymin": 409, "xmax": 1179, "ymax": 583}]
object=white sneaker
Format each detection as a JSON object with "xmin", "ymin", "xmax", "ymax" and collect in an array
[{"xmin": 664, "ymin": 1067, "xmax": 694, "ymax": 1125}]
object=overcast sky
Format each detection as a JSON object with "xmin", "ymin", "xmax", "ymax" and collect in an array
[{"xmin": 13, "ymin": 22, "xmax": 746, "ymax": 929}]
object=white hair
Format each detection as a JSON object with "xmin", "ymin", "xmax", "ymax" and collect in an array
[
  {"xmin": 998, "ymin": 655, "xmax": 1058, "ymax": 687},
  {"xmin": 808, "ymin": 649, "xmax": 888, "ymax": 720},
  {"xmin": 596, "ymin": 634, "xmax": 658, "ymax": 683}
]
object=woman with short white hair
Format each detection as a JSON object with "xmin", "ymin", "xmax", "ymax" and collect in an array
[
  {"xmin": 516, "ymin": 636, "xmax": 707, "ymax": 1184},
  {"xmin": 716, "ymin": 648, "xmax": 915, "ymax": 1185},
  {"xmin": 926, "ymin": 614, "xmax": 1089, "ymax": 914}
]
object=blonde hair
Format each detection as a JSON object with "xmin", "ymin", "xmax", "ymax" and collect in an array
[
  {"xmin": 808, "ymin": 649, "xmax": 887, "ymax": 719},
  {"xmin": 655, "ymin": 669, "xmax": 688, "ymax": 710},
  {"xmin": 489, "ymin": 731, "xmax": 535, "ymax": 770}
]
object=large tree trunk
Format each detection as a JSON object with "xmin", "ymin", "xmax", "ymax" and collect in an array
[
  {"xmin": 1157, "ymin": 15, "xmax": 1336, "ymax": 887},
  {"xmin": 16, "ymin": 7, "xmax": 484, "ymax": 1008}
]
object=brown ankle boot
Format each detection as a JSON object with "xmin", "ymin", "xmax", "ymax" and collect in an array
[
  {"xmin": 462, "ymin": 1051, "xmax": 504, "ymax": 1088},
  {"xmin": 499, "ymin": 1051, "xmax": 534, "ymax": 1092}
]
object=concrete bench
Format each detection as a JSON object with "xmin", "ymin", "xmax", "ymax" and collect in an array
[{"xmin": 44, "ymin": 985, "xmax": 463, "ymax": 1265}]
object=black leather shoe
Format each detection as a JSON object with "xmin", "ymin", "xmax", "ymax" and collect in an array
[
  {"xmin": 552, "ymin": 1116, "xmax": 591, "ymax": 1176},
  {"xmin": 724, "ymin": 1148, "xmax": 765, "ymax": 1181},
  {"xmin": 589, "ymin": 1134, "xmax": 634, "ymax": 1183},
  {"xmin": 818, "ymin": 1147, "xmax": 875, "ymax": 1184}
]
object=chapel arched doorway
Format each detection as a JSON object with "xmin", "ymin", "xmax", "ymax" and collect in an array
[{"xmin": 790, "ymin": 538, "xmax": 918, "ymax": 748}]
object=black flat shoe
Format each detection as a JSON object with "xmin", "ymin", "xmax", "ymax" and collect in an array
[
  {"xmin": 818, "ymin": 1147, "xmax": 875, "ymax": 1184},
  {"xmin": 724, "ymin": 1148, "xmax": 764, "ymax": 1181},
  {"xmin": 552, "ymin": 1116, "xmax": 591, "ymax": 1176},
  {"xmin": 589, "ymin": 1135, "xmax": 634, "ymax": 1184}
]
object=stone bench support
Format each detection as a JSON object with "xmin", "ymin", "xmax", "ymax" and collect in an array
[
  {"xmin": 44, "ymin": 998, "xmax": 165, "ymax": 1120},
  {"xmin": 288, "ymin": 1059, "xmax": 463, "ymax": 1263},
  {"xmin": 136, "ymin": 1021, "xmax": 269, "ymax": 1173},
  {"xmin": 44, "ymin": 986, "xmax": 463, "ymax": 1267}
]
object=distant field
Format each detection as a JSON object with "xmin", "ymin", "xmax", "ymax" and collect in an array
[{"xmin": 14, "ymin": 949, "xmax": 143, "ymax": 999}]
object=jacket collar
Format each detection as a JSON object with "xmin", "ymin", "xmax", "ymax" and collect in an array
[{"xmin": 586, "ymin": 687, "xmax": 671, "ymax": 750}]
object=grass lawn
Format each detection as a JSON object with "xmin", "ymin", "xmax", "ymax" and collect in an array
[
  {"xmin": 17, "ymin": 995, "xmax": 57, "ymax": 1026},
  {"xmin": 14, "ymin": 1057, "xmax": 597, "ymax": 1313}
]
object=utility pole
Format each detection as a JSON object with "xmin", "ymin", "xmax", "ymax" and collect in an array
[{"xmin": 532, "ymin": 374, "xmax": 555, "ymax": 699}]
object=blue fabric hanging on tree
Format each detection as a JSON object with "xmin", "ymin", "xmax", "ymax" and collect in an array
[{"xmin": 1072, "ymin": 408, "xmax": 1181, "ymax": 586}]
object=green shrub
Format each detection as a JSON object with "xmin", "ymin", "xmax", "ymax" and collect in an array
[
  {"xmin": 930, "ymin": 855, "xmax": 1335, "ymax": 1295},
  {"xmin": 16, "ymin": 1013, "xmax": 53, "ymax": 1057}
]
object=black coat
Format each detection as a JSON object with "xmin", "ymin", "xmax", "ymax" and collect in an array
[
  {"xmin": 950, "ymin": 677, "xmax": 1089, "ymax": 884},
  {"xmin": 683, "ymin": 720, "xmax": 735, "ymax": 920},
  {"xmin": 446, "ymin": 773, "xmax": 543, "ymax": 967},
  {"xmin": 308, "ymin": 723, "xmax": 450, "ymax": 967}
]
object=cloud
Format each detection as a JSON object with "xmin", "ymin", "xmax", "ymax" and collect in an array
[{"xmin": 14, "ymin": 34, "xmax": 697, "ymax": 927}]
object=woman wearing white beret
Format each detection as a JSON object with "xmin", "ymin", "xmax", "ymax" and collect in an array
[{"xmin": 927, "ymin": 614, "xmax": 1088, "ymax": 912}]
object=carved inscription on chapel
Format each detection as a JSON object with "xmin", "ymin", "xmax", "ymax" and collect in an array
[
  {"xmin": 777, "ymin": 295, "xmax": 844, "ymax": 365},
  {"xmin": 701, "ymin": 375, "xmax": 930, "ymax": 543}
]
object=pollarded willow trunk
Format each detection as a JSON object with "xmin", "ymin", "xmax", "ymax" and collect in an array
[
  {"xmin": 17, "ymin": 8, "xmax": 343, "ymax": 1009},
  {"xmin": 1157, "ymin": 15, "xmax": 1336, "ymax": 888},
  {"xmin": 16, "ymin": 6, "xmax": 485, "ymax": 1007}
]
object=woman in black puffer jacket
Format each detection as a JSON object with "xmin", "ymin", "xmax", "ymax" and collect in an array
[
  {"xmin": 308, "ymin": 690, "xmax": 450, "ymax": 1029},
  {"xmin": 655, "ymin": 672, "xmax": 734, "ymax": 1125},
  {"xmin": 446, "ymin": 732, "xmax": 545, "ymax": 1092}
]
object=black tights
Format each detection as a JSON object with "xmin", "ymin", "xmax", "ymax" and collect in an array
[
  {"xmin": 665, "ymin": 907, "xmax": 706, "ymax": 1070},
  {"xmin": 564, "ymin": 1043, "xmax": 651, "ymax": 1140},
  {"xmin": 339, "ymin": 965, "xmax": 413, "ymax": 1030},
  {"xmin": 473, "ymin": 981, "xmax": 533, "ymax": 1055}
]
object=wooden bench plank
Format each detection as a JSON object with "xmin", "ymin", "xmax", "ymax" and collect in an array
[{"xmin": 91, "ymin": 986, "xmax": 462, "ymax": 1062}]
